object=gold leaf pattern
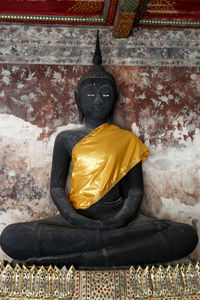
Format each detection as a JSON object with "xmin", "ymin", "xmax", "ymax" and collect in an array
[{"xmin": 0, "ymin": 261, "xmax": 200, "ymax": 299}]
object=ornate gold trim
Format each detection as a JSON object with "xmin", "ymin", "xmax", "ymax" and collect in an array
[
  {"xmin": 0, "ymin": 14, "xmax": 105, "ymax": 23},
  {"xmin": 0, "ymin": 261, "xmax": 200, "ymax": 299},
  {"xmin": 139, "ymin": 19, "xmax": 200, "ymax": 27},
  {"xmin": 0, "ymin": 0, "xmax": 114, "ymax": 25}
]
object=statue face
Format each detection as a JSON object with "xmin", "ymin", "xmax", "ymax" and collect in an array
[{"xmin": 78, "ymin": 78, "xmax": 117, "ymax": 121}]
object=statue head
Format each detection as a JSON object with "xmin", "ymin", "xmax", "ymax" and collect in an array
[{"xmin": 75, "ymin": 31, "xmax": 118, "ymax": 124}]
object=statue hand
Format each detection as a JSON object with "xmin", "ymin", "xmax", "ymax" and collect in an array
[
  {"xmin": 99, "ymin": 188, "xmax": 143, "ymax": 230},
  {"xmin": 68, "ymin": 210, "xmax": 101, "ymax": 229},
  {"xmin": 51, "ymin": 187, "xmax": 101, "ymax": 229},
  {"xmin": 100, "ymin": 209, "xmax": 132, "ymax": 230}
]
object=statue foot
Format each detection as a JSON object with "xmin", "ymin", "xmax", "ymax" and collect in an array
[
  {"xmin": 18, "ymin": 249, "xmax": 107, "ymax": 267},
  {"xmin": 153, "ymin": 219, "xmax": 171, "ymax": 231}
]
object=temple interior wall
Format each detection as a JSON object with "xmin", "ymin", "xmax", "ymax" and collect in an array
[{"xmin": 0, "ymin": 25, "xmax": 200, "ymax": 261}]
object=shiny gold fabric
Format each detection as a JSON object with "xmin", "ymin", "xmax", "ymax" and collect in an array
[{"xmin": 69, "ymin": 123, "xmax": 150, "ymax": 209}]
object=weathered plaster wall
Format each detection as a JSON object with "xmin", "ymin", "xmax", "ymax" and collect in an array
[
  {"xmin": 0, "ymin": 25, "xmax": 200, "ymax": 66},
  {"xmin": 0, "ymin": 25, "xmax": 200, "ymax": 262}
]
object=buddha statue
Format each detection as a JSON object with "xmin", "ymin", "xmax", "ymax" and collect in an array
[{"xmin": 0, "ymin": 31, "xmax": 198, "ymax": 267}]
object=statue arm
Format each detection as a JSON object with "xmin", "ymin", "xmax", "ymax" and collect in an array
[
  {"xmin": 100, "ymin": 161, "xmax": 143, "ymax": 229},
  {"xmin": 50, "ymin": 132, "xmax": 101, "ymax": 229}
]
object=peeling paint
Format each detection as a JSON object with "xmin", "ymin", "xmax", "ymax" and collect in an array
[
  {"xmin": 158, "ymin": 197, "xmax": 200, "ymax": 261},
  {"xmin": 0, "ymin": 114, "xmax": 83, "ymax": 262},
  {"xmin": 140, "ymin": 129, "xmax": 200, "ymax": 260}
]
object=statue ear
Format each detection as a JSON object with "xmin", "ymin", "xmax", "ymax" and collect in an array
[
  {"xmin": 107, "ymin": 93, "xmax": 117, "ymax": 124},
  {"xmin": 74, "ymin": 91, "xmax": 84, "ymax": 122},
  {"xmin": 78, "ymin": 110, "xmax": 84, "ymax": 122},
  {"xmin": 74, "ymin": 91, "xmax": 80, "ymax": 107}
]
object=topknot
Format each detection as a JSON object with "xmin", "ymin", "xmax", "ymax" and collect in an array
[
  {"xmin": 77, "ymin": 30, "xmax": 116, "ymax": 90},
  {"xmin": 93, "ymin": 30, "xmax": 102, "ymax": 65}
]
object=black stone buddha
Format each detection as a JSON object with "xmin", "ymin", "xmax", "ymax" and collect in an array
[{"xmin": 0, "ymin": 31, "xmax": 198, "ymax": 267}]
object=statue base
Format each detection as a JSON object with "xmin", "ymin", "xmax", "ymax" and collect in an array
[{"xmin": 0, "ymin": 260, "xmax": 200, "ymax": 299}]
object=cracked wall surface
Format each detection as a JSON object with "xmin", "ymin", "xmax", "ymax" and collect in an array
[{"xmin": 0, "ymin": 25, "xmax": 200, "ymax": 261}]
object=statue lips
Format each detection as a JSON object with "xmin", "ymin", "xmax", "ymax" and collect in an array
[{"xmin": 93, "ymin": 104, "xmax": 105, "ymax": 111}]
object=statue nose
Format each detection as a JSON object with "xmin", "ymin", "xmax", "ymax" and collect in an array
[{"xmin": 94, "ymin": 93, "xmax": 104, "ymax": 106}]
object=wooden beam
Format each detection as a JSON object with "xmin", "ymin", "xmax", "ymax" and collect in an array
[{"xmin": 113, "ymin": 0, "xmax": 146, "ymax": 38}]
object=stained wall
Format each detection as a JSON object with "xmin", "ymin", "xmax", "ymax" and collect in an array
[{"xmin": 0, "ymin": 26, "xmax": 200, "ymax": 261}]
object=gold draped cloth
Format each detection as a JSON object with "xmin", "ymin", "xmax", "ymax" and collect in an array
[{"xmin": 69, "ymin": 123, "xmax": 150, "ymax": 209}]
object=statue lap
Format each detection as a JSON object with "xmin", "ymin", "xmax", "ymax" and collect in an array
[{"xmin": 0, "ymin": 186, "xmax": 197, "ymax": 266}]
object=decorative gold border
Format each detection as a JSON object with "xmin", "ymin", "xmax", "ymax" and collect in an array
[
  {"xmin": 0, "ymin": 14, "xmax": 105, "ymax": 23},
  {"xmin": 139, "ymin": 19, "xmax": 200, "ymax": 27},
  {"xmin": 0, "ymin": 0, "xmax": 114, "ymax": 25},
  {"xmin": 0, "ymin": 261, "xmax": 200, "ymax": 299}
]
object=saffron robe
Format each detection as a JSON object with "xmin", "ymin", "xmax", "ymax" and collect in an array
[{"xmin": 69, "ymin": 123, "xmax": 150, "ymax": 209}]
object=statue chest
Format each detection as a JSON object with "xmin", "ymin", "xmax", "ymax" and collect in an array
[{"xmin": 66, "ymin": 130, "xmax": 90, "ymax": 156}]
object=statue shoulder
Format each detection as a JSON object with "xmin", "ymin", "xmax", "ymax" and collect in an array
[
  {"xmin": 54, "ymin": 128, "xmax": 89, "ymax": 153},
  {"xmin": 116, "ymin": 126, "xmax": 140, "ymax": 141},
  {"xmin": 55, "ymin": 128, "xmax": 84, "ymax": 140},
  {"xmin": 116, "ymin": 127, "xmax": 148, "ymax": 152}
]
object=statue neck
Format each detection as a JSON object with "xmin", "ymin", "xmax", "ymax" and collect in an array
[{"xmin": 84, "ymin": 118, "xmax": 107, "ymax": 130}]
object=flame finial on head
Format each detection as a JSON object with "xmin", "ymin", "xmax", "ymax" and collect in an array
[
  {"xmin": 77, "ymin": 30, "xmax": 116, "ymax": 90},
  {"xmin": 93, "ymin": 30, "xmax": 102, "ymax": 65}
]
